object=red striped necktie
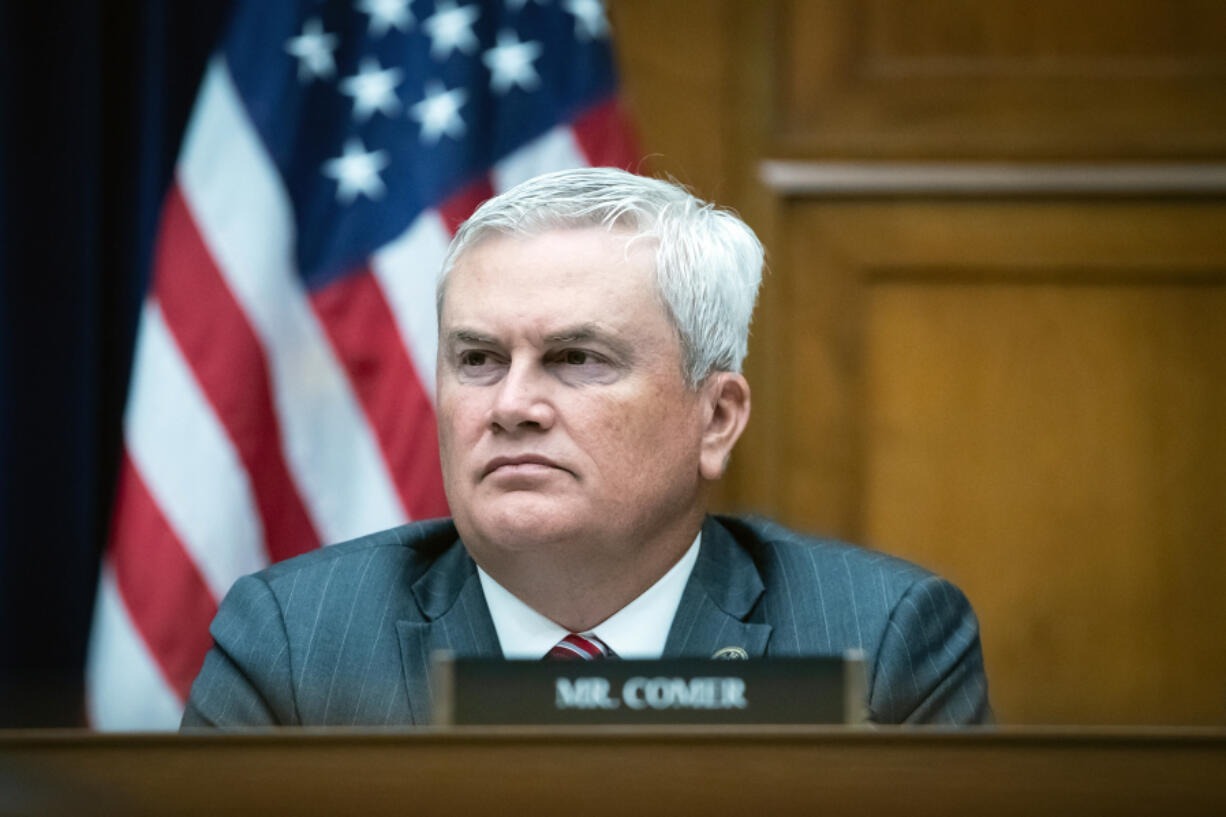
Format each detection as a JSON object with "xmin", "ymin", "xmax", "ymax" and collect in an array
[{"xmin": 546, "ymin": 633, "xmax": 615, "ymax": 660}]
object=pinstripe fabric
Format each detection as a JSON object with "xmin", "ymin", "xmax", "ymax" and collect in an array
[
  {"xmin": 687, "ymin": 517, "xmax": 991, "ymax": 724},
  {"xmin": 181, "ymin": 518, "xmax": 497, "ymax": 727},
  {"xmin": 182, "ymin": 515, "xmax": 989, "ymax": 727}
]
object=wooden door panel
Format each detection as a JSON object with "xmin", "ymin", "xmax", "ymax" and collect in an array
[{"xmin": 866, "ymin": 281, "xmax": 1226, "ymax": 723}]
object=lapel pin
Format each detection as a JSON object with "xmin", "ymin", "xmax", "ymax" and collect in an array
[{"xmin": 711, "ymin": 646, "xmax": 749, "ymax": 660}]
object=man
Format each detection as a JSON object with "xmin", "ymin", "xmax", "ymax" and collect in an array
[{"xmin": 182, "ymin": 168, "xmax": 989, "ymax": 727}]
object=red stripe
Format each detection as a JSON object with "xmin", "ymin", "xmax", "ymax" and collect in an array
[
  {"xmin": 153, "ymin": 183, "xmax": 320, "ymax": 561},
  {"xmin": 571, "ymin": 98, "xmax": 641, "ymax": 170},
  {"xmin": 566, "ymin": 635, "xmax": 601, "ymax": 658},
  {"xmin": 109, "ymin": 452, "xmax": 218, "ymax": 702},
  {"xmin": 438, "ymin": 176, "xmax": 496, "ymax": 235},
  {"xmin": 545, "ymin": 634, "xmax": 606, "ymax": 660},
  {"xmin": 310, "ymin": 268, "xmax": 450, "ymax": 521}
]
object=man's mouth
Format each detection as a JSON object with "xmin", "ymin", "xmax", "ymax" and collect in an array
[{"xmin": 481, "ymin": 454, "xmax": 569, "ymax": 478}]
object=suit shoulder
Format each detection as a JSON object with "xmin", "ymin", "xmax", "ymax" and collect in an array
[
  {"xmin": 255, "ymin": 517, "xmax": 459, "ymax": 587},
  {"xmin": 713, "ymin": 514, "xmax": 933, "ymax": 590}
]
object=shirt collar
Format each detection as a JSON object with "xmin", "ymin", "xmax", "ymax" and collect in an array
[{"xmin": 476, "ymin": 532, "xmax": 702, "ymax": 660}]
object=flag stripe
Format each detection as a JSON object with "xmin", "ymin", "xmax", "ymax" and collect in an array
[
  {"xmin": 125, "ymin": 300, "xmax": 266, "ymax": 600},
  {"xmin": 86, "ymin": 565, "xmax": 185, "ymax": 730},
  {"xmin": 109, "ymin": 454, "xmax": 219, "ymax": 701},
  {"xmin": 492, "ymin": 124, "xmax": 589, "ymax": 193},
  {"xmin": 310, "ymin": 268, "xmax": 449, "ymax": 521},
  {"xmin": 370, "ymin": 210, "xmax": 452, "ymax": 399},
  {"xmin": 571, "ymin": 98, "xmax": 639, "ymax": 169},
  {"xmin": 438, "ymin": 177, "xmax": 497, "ymax": 236},
  {"xmin": 178, "ymin": 58, "xmax": 408, "ymax": 545},
  {"xmin": 155, "ymin": 184, "xmax": 321, "ymax": 563}
]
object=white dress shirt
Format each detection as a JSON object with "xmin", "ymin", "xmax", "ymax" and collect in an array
[{"xmin": 476, "ymin": 533, "xmax": 701, "ymax": 659}]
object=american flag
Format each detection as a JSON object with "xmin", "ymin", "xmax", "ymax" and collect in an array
[{"xmin": 85, "ymin": 0, "xmax": 637, "ymax": 730}]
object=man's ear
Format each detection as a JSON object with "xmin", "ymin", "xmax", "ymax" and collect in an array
[{"xmin": 698, "ymin": 372, "xmax": 751, "ymax": 481}]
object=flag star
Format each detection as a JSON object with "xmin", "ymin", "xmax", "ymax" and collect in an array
[
  {"xmin": 339, "ymin": 58, "xmax": 404, "ymax": 121},
  {"xmin": 284, "ymin": 18, "xmax": 339, "ymax": 82},
  {"xmin": 563, "ymin": 0, "xmax": 608, "ymax": 40},
  {"xmin": 422, "ymin": 1, "xmax": 482, "ymax": 61},
  {"xmin": 357, "ymin": 0, "xmax": 414, "ymax": 37},
  {"xmin": 483, "ymin": 30, "xmax": 543, "ymax": 94},
  {"xmin": 409, "ymin": 80, "xmax": 469, "ymax": 143},
  {"xmin": 322, "ymin": 138, "xmax": 390, "ymax": 204}
]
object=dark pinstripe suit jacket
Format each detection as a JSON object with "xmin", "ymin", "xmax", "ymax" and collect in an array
[{"xmin": 182, "ymin": 515, "xmax": 990, "ymax": 727}]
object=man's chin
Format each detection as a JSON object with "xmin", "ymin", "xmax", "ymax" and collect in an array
[{"xmin": 464, "ymin": 496, "xmax": 589, "ymax": 551}]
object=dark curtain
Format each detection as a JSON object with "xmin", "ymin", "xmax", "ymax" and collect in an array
[{"xmin": 0, "ymin": 0, "xmax": 234, "ymax": 727}]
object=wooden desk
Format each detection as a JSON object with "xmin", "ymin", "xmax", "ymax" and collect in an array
[{"xmin": 2, "ymin": 727, "xmax": 1223, "ymax": 816}]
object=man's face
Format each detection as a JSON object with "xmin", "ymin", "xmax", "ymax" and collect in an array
[{"xmin": 437, "ymin": 227, "xmax": 708, "ymax": 564}]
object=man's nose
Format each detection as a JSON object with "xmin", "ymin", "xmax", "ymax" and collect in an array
[{"xmin": 489, "ymin": 360, "xmax": 555, "ymax": 433}]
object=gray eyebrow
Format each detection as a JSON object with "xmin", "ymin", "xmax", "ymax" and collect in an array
[
  {"xmin": 543, "ymin": 324, "xmax": 603, "ymax": 344},
  {"xmin": 444, "ymin": 329, "xmax": 498, "ymax": 346},
  {"xmin": 546, "ymin": 324, "xmax": 635, "ymax": 363}
]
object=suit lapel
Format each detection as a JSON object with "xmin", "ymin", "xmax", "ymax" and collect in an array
[
  {"xmin": 396, "ymin": 540, "xmax": 501, "ymax": 724},
  {"xmin": 663, "ymin": 517, "xmax": 772, "ymax": 659}
]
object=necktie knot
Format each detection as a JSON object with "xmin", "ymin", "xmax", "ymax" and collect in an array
[{"xmin": 546, "ymin": 633, "xmax": 614, "ymax": 660}]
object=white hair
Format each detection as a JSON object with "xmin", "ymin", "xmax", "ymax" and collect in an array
[{"xmin": 438, "ymin": 167, "xmax": 764, "ymax": 387}]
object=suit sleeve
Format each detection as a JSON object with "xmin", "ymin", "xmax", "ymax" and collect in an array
[
  {"xmin": 867, "ymin": 575, "xmax": 991, "ymax": 725},
  {"xmin": 180, "ymin": 574, "xmax": 299, "ymax": 728}
]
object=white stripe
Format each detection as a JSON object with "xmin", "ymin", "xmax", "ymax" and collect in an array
[
  {"xmin": 177, "ymin": 57, "xmax": 406, "ymax": 543},
  {"xmin": 491, "ymin": 124, "xmax": 589, "ymax": 193},
  {"xmin": 85, "ymin": 564, "xmax": 184, "ymax": 731},
  {"xmin": 369, "ymin": 210, "xmax": 449, "ymax": 400},
  {"xmin": 124, "ymin": 300, "xmax": 266, "ymax": 599}
]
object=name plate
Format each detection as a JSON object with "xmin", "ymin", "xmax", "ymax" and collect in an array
[{"xmin": 432, "ymin": 653, "xmax": 866, "ymax": 726}]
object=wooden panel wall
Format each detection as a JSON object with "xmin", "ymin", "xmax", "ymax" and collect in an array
[
  {"xmin": 790, "ymin": 201, "xmax": 1226, "ymax": 724},
  {"xmin": 776, "ymin": 0, "xmax": 1226, "ymax": 158},
  {"xmin": 612, "ymin": 1, "xmax": 1226, "ymax": 724}
]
